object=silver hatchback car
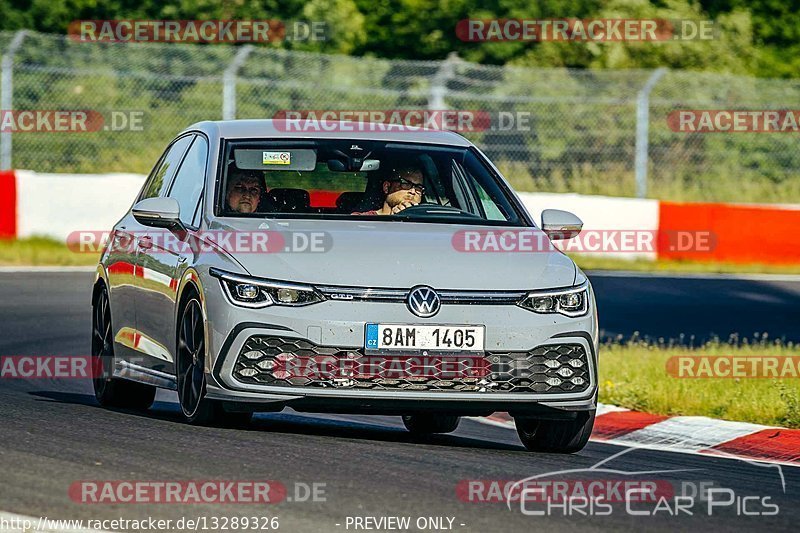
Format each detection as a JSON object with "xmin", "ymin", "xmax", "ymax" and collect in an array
[{"xmin": 92, "ymin": 120, "xmax": 598, "ymax": 453}]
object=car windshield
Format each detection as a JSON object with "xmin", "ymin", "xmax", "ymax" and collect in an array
[{"xmin": 217, "ymin": 139, "xmax": 525, "ymax": 226}]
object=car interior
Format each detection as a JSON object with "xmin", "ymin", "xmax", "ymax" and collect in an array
[{"xmin": 219, "ymin": 141, "xmax": 516, "ymax": 222}]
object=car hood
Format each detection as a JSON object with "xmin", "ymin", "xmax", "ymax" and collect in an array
[{"xmin": 207, "ymin": 218, "xmax": 577, "ymax": 290}]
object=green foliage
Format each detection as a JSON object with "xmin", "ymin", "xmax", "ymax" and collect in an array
[{"xmin": 0, "ymin": 0, "xmax": 796, "ymax": 78}]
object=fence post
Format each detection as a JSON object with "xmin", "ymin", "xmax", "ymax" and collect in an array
[
  {"xmin": 634, "ymin": 67, "xmax": 667, "ymax": 198},
  {"xmin": 222, "ymin": 45, "xmax": 254, "ymax": 120},
  {"xmin": 428, "ymin": 52, "xmax": 460, "ymax": 110},
  {"xmin": 1, "ymin": 30, "xmax": 28, "ymax": 170}
]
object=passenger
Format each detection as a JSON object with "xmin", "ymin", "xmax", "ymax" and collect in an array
[
  {"xmin": 354, "ymin": 166, "xmax": 425, "ymax": 215},
  {"xmin": 226, "ymin": 172, "xmax": 264, "ymax": 214}
]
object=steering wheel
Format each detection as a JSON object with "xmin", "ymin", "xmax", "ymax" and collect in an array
[{"xmin": 393, "ymin": 203, "xmax": 481, "ymax": 218}]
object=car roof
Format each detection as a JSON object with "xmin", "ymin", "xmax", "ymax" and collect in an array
[{"xmin": 183, "ymin": 119, "xmax": 474, "ymax": 147}]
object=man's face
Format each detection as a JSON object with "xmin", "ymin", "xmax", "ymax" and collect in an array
[
  {"xmin": 227, "ymin": 177, "xmax": 262, "ymax": 214},
  {"xmin": 383, "ymin": 170, "xmax": 425, "ymax": 208}
]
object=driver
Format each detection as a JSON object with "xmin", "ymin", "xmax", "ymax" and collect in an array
[
  {"xmin": 226, "ymin": 171, "xmax": 264, "ymax": 214},
  {"xmin": 354, "ymin": 166, "xmax": 425, "ymax": 215}
]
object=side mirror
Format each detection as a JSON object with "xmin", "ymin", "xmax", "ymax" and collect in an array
[
  {"xmin": 541, "ymin": 209, "xmax": 583, "ymax": 240},
  {"xmin": 132, "ymin": 197, "xmax": 183, "ymax": 229}
]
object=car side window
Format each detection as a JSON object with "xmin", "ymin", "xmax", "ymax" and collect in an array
[
  {"xmin": 473, "ymin": 180, "xmax": 508, "ymax": 221},
  {"xmin": 140, "ymin": 135, "xmax": 194, "ymax": 200},
  {"xmin": 168, "ymin": 136, "xmax": 209, "ymax": 227}
]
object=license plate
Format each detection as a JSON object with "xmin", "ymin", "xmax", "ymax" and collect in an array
[{"xmin": 365, "ymin": 324, "xmax": 485, "ymax": 352}]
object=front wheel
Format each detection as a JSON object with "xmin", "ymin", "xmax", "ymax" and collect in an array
[
  {"xmin": 515, "ymin": 410, "xmax": 595, "ymax": 453},
  {"xmin": 176, "ymin": 297, "xmax": 251, "ymax": 427},
  {"xmin": 402, "ymin": 414, "xmax": 460, "ymax": 434}
]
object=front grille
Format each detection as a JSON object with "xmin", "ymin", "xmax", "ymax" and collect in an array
[
  {"xmin": 232, "ymin": 336, "xmax": 591, "ymax": 394},
  {"xmin": 315, "ymin": 285, "xmax": 527, "ymax": 305}
]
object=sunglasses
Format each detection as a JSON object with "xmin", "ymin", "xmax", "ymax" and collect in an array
[{"xmin": 393, "ymin": 177, "xmax": 426, "ymax": 194}]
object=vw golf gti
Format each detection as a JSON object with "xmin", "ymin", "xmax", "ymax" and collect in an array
[{"xmin": 92, "ymin": 119, "xmax": 598, "ymax": 453}]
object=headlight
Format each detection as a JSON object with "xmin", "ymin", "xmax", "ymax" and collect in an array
[
  {"xmin": 518, "ymin": 282, "xmax": 589, "ymax": 317},
  {"xmin": 210, "ymin": 268, "xmax": 323, "ymax": 308}
]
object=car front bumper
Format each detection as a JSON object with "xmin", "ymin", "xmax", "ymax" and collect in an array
[{"xmin": 202, "ymin": 273, "xmax": 599, "ymax": 415}]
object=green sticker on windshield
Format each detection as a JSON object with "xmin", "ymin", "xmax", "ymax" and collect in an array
[{"xmin": 263, "ymin": 151, "xmax": 291, "ymax": 165}]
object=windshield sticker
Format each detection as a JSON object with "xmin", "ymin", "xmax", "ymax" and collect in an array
[{"xmin": 263, "ymin": 151, "xmax": 291, "ymax": 165}]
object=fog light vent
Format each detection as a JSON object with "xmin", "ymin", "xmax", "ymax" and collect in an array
[
  {"xmin": 243, "ymin": 350, "xmax": 264, "ymax": 360},
  {"xmin": 557, "ymin": 367, "xmax": 574, "ymax": 378}
]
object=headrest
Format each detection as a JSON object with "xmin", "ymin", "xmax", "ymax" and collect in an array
[
  {"xmin": 268, "ymin": 188, "xmax": 311, "ymax": 212},
  {"xmin": 335, "ymin": 191, "xmax": 364, "ymax": 212}
]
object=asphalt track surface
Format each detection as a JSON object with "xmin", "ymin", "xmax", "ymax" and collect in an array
[{"xmin": 0, "ymin": 271, "xmax": 798, "ymax": 532}]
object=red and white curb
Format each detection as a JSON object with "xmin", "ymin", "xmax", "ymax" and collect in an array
[{"xmin": 474, "ymin": 404, "xmax": 800, "ymax": 467}]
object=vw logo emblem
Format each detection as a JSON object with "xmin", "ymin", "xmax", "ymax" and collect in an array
[{"xmin": 407, "ymin": 285, "xmax": 441, "ymax": 318}]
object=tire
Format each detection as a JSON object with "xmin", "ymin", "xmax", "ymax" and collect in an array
[
  {"xmin": 176, "ymin": 295, "xmax": 252, "ymax": 427},
  {"xmin": 92, "ymin": 286, "xmax": 156, "ymax": 410},
  {"xmin": 515, "ymin": 410, "xmax": 595, "ymax": 453},
  {"xmin": 402, "ymin": 414, "xmax": 460, "ymax": 434}
]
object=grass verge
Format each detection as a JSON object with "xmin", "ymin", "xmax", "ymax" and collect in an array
[
  {"xmin": 574, "ymin": 255, "xmax": 800, "ymax": 275},
  {"xmin": 0, "ymin": 237, "xmax": 99, "ymax": 266},
  {"xmin": 600, "ymin": 340, "xmax": 800, "ymax": 428}
]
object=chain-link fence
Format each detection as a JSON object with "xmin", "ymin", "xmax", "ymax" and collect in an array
[{"xmin": 2, "ymin": 30, "xmax": 800, "ymax": 203}]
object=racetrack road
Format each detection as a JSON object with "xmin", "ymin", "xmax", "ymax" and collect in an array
[
  {"xmin": 588, "ymin": 271, "xmax": 800, "ymax": 344},
  {"xmin": 0, "ymin": 272, "xmax": 798, "ymax": 532}
]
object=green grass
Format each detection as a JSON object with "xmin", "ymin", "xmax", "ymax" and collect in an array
[
  {"xmin": 573, "ymin": 255, "xmax": 800, "ymax": 275},
  {"xmin": 0, "ymin": 236, "xmax": 99, "ymax": 266},
  {"xmin": 600, "ymin": 340, "xmax": 800, "ymax": 428}
]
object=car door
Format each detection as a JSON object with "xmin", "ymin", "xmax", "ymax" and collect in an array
[
  {"xmin": 136, "ymin": 134, "xmax": 208, "ymax": 374},
  {"xmin": 107, "ymin": 134, "xmax": 192, "ymax": 364},
  {"xmin": 109, "ymin": 134, "xmax": 193, "ymax": 370}
]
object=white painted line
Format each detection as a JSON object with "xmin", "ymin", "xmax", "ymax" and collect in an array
[
  {"xmin": 596, "ymin": 402, "xmax": 629, "ymax": 416},
  {"xmin": 612, "ymin": 416, "xmax": 771, "ymax": 452},
  {"xmin": 0, "ymin": 510, "xmax": 110, "ymax": 532},
  {"xmin": 597, "ymin": 435, "xmax": 800, "ymax": 469},
  {"xmin": 586, "ymin": 270, "xmax": 800, "ymax": 282},
  {"xmin": 470, "ymin": 409, "xmax": 800, "ymax": 468},
  {"xmin": 0, "ymin": 266, "xmax": 95, "ymax": 273}
]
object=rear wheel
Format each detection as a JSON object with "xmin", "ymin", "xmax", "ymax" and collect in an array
[
  {"xmin": 176, "ymin": 296, "xmax": 252, "ymax": 427},
  {"xmin": 402, "ymin": 414, "xmax": 460, "ymax": 434},
  {"xmin": 515, "ymin": 410, "xmax": 595, "ymax": 453},
  {"xmin": 92, "ymin": 286, "xmax": 156, "ymax": 409}
]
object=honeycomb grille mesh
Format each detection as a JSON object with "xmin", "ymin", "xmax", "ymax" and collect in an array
[{"xmin": 232, "ymin": 336, "xmax": 591, "ymax": 394}]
